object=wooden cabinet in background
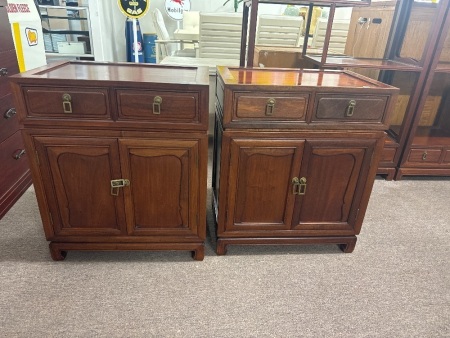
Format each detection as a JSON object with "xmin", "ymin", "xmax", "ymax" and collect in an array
[
  {"xmin": 212, "ymin": 67, "xmax": 398, "ymax": 255},
  {"xmin": 10, "ymin": 62, "xmax": 209, "ymax": 260},
  {"xmin": 0, "ymin": 1, "xmax": 32, "ymax": 219}
]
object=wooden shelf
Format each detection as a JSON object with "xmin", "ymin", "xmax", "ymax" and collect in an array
[
  {"xmin": 411, "ymin": 127, "xmax": 450, "ymax": 146},
  {"xmin": 304, "ymin": 55, "xmax": 423, "ymax": 71},
  {"xmin": 435, "ymin": 62, "xmax": 450, "ymax": 73}
]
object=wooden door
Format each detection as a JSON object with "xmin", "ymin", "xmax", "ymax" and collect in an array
[
  {"xmin": 223, "ymin": 137, "xmax": 304, "ymax": 232},
  {"xmin": 119, "ymin": 138, "xmax": 201, "ymax": 238},
  {"xmin": 292, "ymin": 139, "xmax": 376, "ymax": 234},
  {"xmin": 34, "ymin": 137, "xmax": 127, "ymax": 236}
]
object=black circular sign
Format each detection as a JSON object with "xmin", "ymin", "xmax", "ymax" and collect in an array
[{"xmin": 118, "ymin": 0, "xmax": 149, "ymax": 19}]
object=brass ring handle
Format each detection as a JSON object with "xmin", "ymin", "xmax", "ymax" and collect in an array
[
  {"xmin": 265, "ymin": 98, "xmax": 276, "ymax": 116},
  {"xmin": 4, "ymin": 108, "xmax": 16, "ymax": 119},
  {"xmin": 345, "ymin": 100, "xmax": 356, "ymax": 117},
  {"xmin": 62, "ymin": 94, "xmax": 72, "ymax": 114},
  {"xmin": 422, "ymin": 151, "xmax": 427, "ymax": 161},
  {"xmin": 13, "ymin": 149, "xmax": 26, "ymax": 160},
  {"xmin": 153, "ymin": 96, "xmax": 162, "ymax": 115},
  {"xmin": 0, "ymin": 68, "xmax": 8, "ymax": 77}
]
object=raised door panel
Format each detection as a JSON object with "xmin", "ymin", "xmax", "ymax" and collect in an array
[
  {"xmin": 119, "ymin": 138, "xmax": 200, "ymax": 237},
  {"xmin": 34, "ymin": 137, "xmax": 126, "ymax": 237},
  {"xmin": 224, "ymin": 137, "xmax": 304, "ymax": 232},
  {"xmin": 292, "ymin": 139, "xmax": 375, "ymax": 234}
]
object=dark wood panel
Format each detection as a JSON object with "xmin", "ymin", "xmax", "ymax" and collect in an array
[
  {"xmin": 119, "ymin": 138, "xmax": 201, "ymax": 237},
  {"xmin": 116, "ymin": 89, "xmax": 198, "ymax": 123},
  {"xmin": 0, "ymin": 51, "xmax": 20, "ymax": 97},
  {"xmin": 235, "ymin": 92, "xmax": 308, "ymax": 120},
  {"xmin": 23, "ymin": 87, "xmax": 109, "ymax": 118},
  {"xmin": 34, "ymin": 137, "xmax": 127, "ymax": 236},
  {"xmin": 223, "ymin": 137, "xmax": 303, "ymax": 232},
  {"xmin": 0, "ymin": 131, "xmax": 29, "ymax": 199},
  {"xmin": 314, "ymin": 94, "xmax": 388, "ymax": 122},
  {"xmin": 0, "ymin": 94, "xmax": 19, "ymax": 143},
  {"xmin": 0, "ymin": 8, "xmax": 15, "ymax": 52}
]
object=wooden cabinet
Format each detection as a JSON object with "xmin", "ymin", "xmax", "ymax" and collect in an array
[
  {"xmin": 10, "ymin": 62, "xmax": 209, "ymax": 260},
  {"xmin": 212, "ymin": 67, "xmax": 397, "ymax": 254},
  {"xmin": 0, "ymin": 2, "xmax": 32, "ymax": 219}
]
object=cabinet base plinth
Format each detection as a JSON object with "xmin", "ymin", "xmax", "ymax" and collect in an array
[
  {"xmin": 216, "ymin": 236, "xmax": 357, "ymax": 255},
  {"xmin": 377, "ymin": 167, "xmax": 396, "ymax": 181},
  {"xmin": 49, "ymin": 242, "xmax": 205, "ymax": 261}
]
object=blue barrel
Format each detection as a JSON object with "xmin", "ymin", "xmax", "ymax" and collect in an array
[
  {"xmin": 143, "ymin": 33, "xmax": 157, "ymax": 63},
  {"xmin": 125, "ymin": 18, "xmax": 144, "ymax": 63}
]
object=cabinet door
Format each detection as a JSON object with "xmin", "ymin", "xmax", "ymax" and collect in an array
[
  {"xmin": 292, "ymin": 139, "xmax": 376, "ymax": 234},
  {"xmin": 34, "ymin": 137, "xmax": 127, "ymax": 236},
  {"xmin": 223, "ymin": 137, "xmax": 304, "ymax": 232},
  {"xmin": 119, "ymin": 138, "xmax": 201, "ymax": 237}
]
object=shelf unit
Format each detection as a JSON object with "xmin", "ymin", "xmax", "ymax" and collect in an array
[
  {"xmin": 240, "ymin": 0, "xmax": 450, "ymax": 180},
  {"xmin": 39, "ymin": 5, "xmax": 94, "ymax": 59}
]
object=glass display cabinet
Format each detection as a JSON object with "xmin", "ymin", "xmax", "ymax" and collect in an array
[{"xmin": 241, "ymin": 0, "xmax": 449, "ymax": 179}]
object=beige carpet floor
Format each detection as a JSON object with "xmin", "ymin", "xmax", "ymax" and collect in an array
[{"xmin": 0, "ymin": 174, "xmax": 449, "ymax": 337}]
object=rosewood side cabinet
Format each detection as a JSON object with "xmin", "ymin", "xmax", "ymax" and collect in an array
[
  {"xmin": 10, "ymin": 61, "xmax": 209, "ymax": 260},
  {"xmin": 212, "ymin": 67, "xmax": 398, "ymax": 255}
]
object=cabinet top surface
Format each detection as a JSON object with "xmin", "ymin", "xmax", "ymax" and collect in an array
[
  {"xmin": 218, "ymin": 67, "xmax": 394, "ymax": 90},
  {"xmin": 12, "ymin": 61, "xmax": 209, "ymax": 85}
]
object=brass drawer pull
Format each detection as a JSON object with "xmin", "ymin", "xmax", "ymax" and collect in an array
[
  {"xmin": 153, "ymin": 96, "xmax": 162, "ymax": 114},
  {"xmin": 292, "ymin": 177, "xmax": 307, "ymax": 195},
  {"xmin": 13, "ymin": 149, "xmax": 26, "ymax": 160},
  {"xmin": 265, "ymin": 98, "xmax": 276, "ymax": 116},
  {"xmin": 0, "ymin": 68, "xmax": 8, "ymax": 77},
  {"xmin": 345, "ymin": 100, "xmax": 356, "ymax": 117},
  {"xmin": 110, "ymin": 178, "xmax": 130, "ymax": 196},
  {"xmin": 422, "ymin": 151, "xmax": 427, "ymax": 160},
  {"xmin": 4, "ymin": 108, "xmax": 16, "ymax": 119},
  {"xmin": 62, "ymin": 94, "xmax": 72, "ymax": 113}
]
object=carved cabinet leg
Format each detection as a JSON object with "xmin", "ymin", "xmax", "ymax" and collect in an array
[
  {"xmin": 216, "ymin": 239, "xmax": 228, "ymax": 255},
  {"xmin": 49, "ymin": 244, "xmax": 67, "ymax": 261},
  {"xmin": 339, "ymin": 237, "xmax": 357, "ymax": 253},
  {"xmin": 192, "ymin": 245, "xmax": 205, "ymax": 261}
]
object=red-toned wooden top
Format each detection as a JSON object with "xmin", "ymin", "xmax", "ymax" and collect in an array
[
  {"xmin": 218, "ymin": 66, "xmax": 392, "ymax": 89},
  {"xmin": 13, "ymin": 61, "xmax": 209, "ymax": 85}
]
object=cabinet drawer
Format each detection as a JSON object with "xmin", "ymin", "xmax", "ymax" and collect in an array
[
  {"xmin": 116, "ymin": 89, "xmax": 198, "ymax": 124},
  {"xmin": 408, "ymin": 148, "xmax": 442, "ymax": 163},
  {"xmin": 381, "ymin": 147, "xmax": 396, "ymax": 163},
  {"xmin": 23, "ymin": 87, "xmax": 109, "ymax": 119},
  {"xmin": 0, "ymin": 131, "xmax": 28, "ymax": 194},
  {"xmin": 0, "ymin": 51, "xmax": 20, "ymax": 96},
  {"xmin": 234, "ymin": 93, "xmax": 308, "ymax": 121},
  {"xmin": 0, "ymin": 94, "xmax": 19, "ymax": 143},
  {"xmin": 313, "ymin": 94, "xmax": 388, "ymax": 123}
]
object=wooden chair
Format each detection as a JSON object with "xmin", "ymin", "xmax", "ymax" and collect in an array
[{"xmin": 151, "ymin": 8, "xmax": 196, "ymax": 63}]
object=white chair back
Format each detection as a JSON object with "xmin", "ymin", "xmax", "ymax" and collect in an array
[
  {"xmin": 151, "ymin": 8, "xmax": 175, "ymax": 58},
  {"xmin": 256, "ymin": 15, "xmax": 303, "ymax": 47},
  {"xmin": 198, "ymin": 12, "xmax": 242, "ymax": 60},
  {"xmin": 311, "ymin": 18, "xmax": 350, "ymax": 54}
]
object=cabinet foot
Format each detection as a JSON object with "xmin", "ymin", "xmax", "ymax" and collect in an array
[
  {"xmin": 215, "ymin": 236, "xmax": 358, "ymax": 255},
  {"xmin": 339, "ymin": 237, "xmax": 357, "ymax": 253},
  {"xmin": 192, "ymin": 245, "xmax": 205, "ymax": 261},
  {"xmin": 216, "ymin": 239, "xmax": 228, "ymax": 255},
  {"xmin": 49, "ymin": 244, "xmax": 67, "ymax": 261}
]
